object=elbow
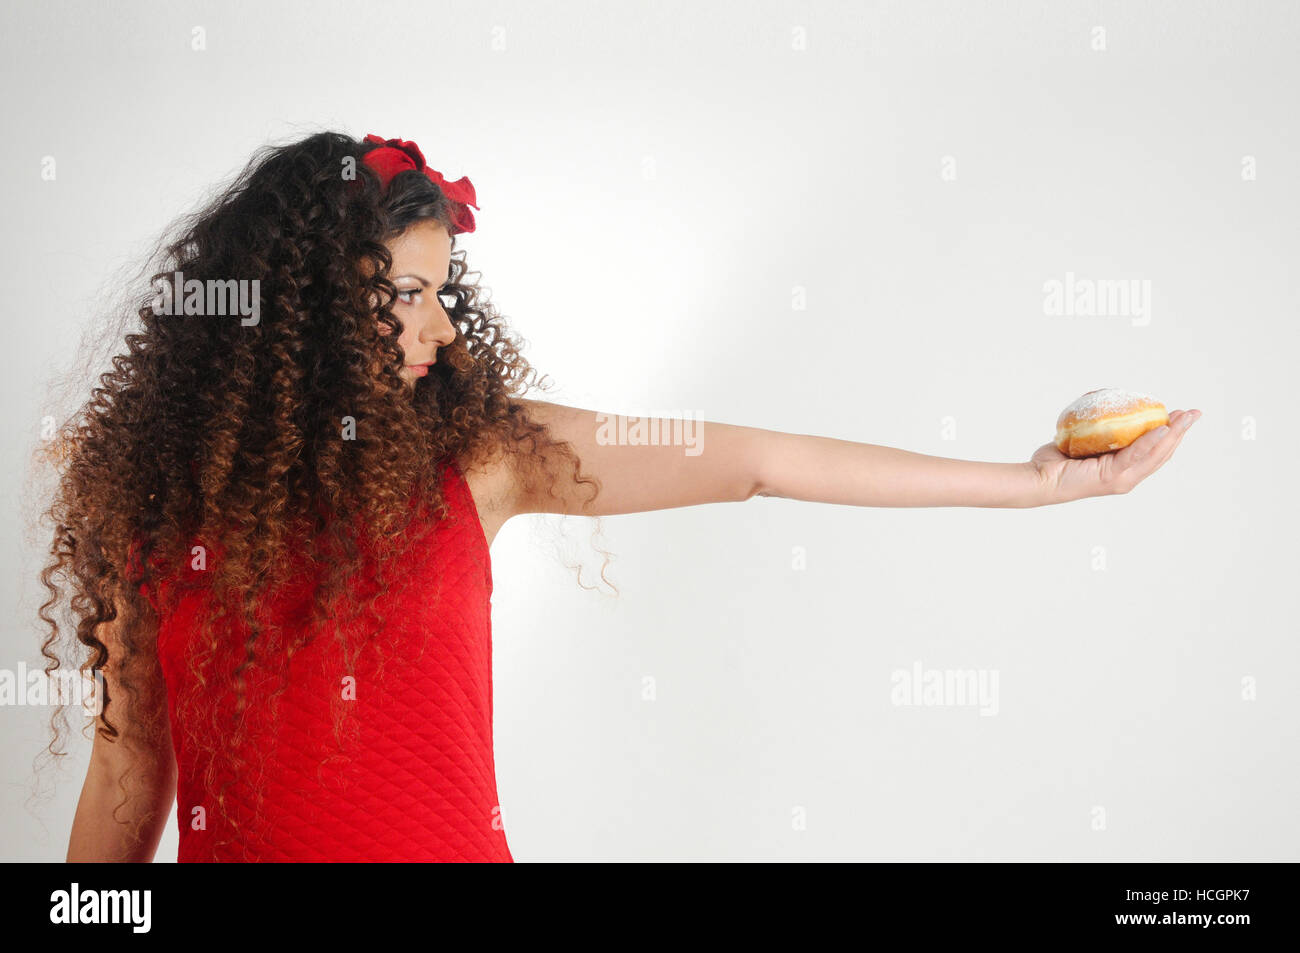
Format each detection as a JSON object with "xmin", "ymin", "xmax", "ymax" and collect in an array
[
  {"xmin": 738, "ymin": 461, "xmax": 770, "ymax": 502},
  {"xmin": 722, "ymin": 427, "xmax": 775, "ymax": 503},
  {"xmin": 741, "ymin": 444, "xmax": 773, "ymax": 501}
]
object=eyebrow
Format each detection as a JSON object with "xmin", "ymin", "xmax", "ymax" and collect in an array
[{"xmin": 392, "ymin": 272, "xmax": 451, "ymax": 287}]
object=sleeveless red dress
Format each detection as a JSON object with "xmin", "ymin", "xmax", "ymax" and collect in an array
[{"xmin": 140, "ymin": 459, "xmax": 513, "ymax": 862}]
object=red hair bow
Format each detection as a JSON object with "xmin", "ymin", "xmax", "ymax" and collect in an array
[{"xmin": 361, "ymin": 133, "xmax": 479, "ymax": 234}]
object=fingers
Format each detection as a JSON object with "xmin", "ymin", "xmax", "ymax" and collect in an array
[
  {"xmin": 1160, "ymin": 408, "xmax": 1200, "ymax": 461},
  {"xmin": 1145, "ymin": 416, "xmax": 1183, "ymax": 468},
  {"xmin": 1112, "ymin": 409, "xmax": 1200, "ymax": 490},
  {"xmin": 1118, "ymin": 415, "xmax": 1173, "ymax": 466}
]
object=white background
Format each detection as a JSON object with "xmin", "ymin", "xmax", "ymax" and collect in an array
[{"xmin": 2, "ymin": 0, "xmax": 1296, "ymax": 861}]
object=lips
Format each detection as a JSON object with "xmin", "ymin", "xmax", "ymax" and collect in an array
[{"xmin": 405, "ymin": 363, "xmax": 433, "ymax": 377}]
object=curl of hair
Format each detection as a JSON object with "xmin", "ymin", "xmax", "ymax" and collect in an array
[{"xmin": 33, "ymin": 131, "xmax": 607, "ymax": 856}]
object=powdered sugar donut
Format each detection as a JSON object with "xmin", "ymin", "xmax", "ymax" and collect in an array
[{"xmin": 1054, "ymin": 388, "xmax": 1169, "ymax": 458}]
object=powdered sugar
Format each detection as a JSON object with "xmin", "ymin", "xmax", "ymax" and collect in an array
[{"xmin": 1058, "ymin": 387, "xmax": 1162, "ymax": 424}]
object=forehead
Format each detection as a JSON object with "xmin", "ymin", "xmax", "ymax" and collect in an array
[{"xmin": 386, "ymin": 219, "xmax": 452, "ymax": 268}]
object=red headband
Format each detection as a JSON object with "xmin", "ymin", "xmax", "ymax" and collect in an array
[{"xmin": 360, "ymin": 133, "xmax": 479, "ymax": 235}]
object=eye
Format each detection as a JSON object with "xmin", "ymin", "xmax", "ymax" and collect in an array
[{"xmin": 396, "ymin": 287, "xmax": 421, "ymax": 304}]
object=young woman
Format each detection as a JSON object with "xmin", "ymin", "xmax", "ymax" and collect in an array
[{"xmin": 44, "ymin": 131, "xmax": 1199, "ymax": 863}]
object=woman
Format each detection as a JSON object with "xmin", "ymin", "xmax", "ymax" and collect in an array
[{"xmin": 44, "ymin": 131, "xmax": 1198, "ymax": 862}]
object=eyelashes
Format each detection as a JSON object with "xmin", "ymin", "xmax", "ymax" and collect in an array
[{"xmin": 395, "ymin": 283, "xmax": 454, "ymax": 305}]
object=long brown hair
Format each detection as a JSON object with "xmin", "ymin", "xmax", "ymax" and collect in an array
[{"xmin": 34, "ymin": 130, "xmax": 601, "ymax": 853}]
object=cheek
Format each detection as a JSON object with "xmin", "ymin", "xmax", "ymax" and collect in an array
[
  {"xmin": 392, "ymin": 311, "xmax": 419, "ymax": 348},
  {"xmin": 382, "ymin": 304, "xmax": 413, "ymax": 343}
]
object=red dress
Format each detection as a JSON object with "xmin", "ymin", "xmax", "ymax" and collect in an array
[{"xmin": 140, "ymin": 459, "xmax": 513, "ymax": 862}]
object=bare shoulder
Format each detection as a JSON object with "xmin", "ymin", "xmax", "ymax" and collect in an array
[
  {"xmin": 460, "ymin": 397, "xmax": 693, "ymax": 528},
  {"xmin": 452, "ymin": 399, "xmax": 584, "ymax": 541}
]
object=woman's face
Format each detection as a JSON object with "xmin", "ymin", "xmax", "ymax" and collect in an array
[{"xmin": 381, "ymin": 219, "xmax": 458, "ymax": 389}]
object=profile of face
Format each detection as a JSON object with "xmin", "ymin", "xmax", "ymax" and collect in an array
[{"xmin": 379, "ymin": 219, "xmax": 458, "ymax": 389}]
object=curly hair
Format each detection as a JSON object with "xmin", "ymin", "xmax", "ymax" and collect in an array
[{"xmin": 34, "ymin": 130, "xmax": 603, "ymax": 856}]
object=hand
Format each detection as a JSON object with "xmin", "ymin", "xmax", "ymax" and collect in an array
[{"xmin": 1028, "ymin": 409, "xmax": 1201, "ymax": 505}]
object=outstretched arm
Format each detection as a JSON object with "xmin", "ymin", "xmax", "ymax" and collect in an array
[{"xmin": 504, "ymin": 399, "xmax": 1200, "ymax": 518}]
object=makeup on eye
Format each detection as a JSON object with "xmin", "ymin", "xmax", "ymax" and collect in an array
[{"xmin": 393, "ymin": 274, "xmax": 454, "ymax": 304}]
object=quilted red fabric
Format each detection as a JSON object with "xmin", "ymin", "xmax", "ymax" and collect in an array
[{"xmin": 141, "ymin": 458, "xmax": 512, "ymax": 862}]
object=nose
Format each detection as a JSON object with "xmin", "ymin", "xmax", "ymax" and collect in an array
[{"xmin": 416, "ymin": 296, "xmax": 457, "ymax": 349}]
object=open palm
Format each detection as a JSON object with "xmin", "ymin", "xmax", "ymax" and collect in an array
[{"xmin": 1030, "ymin": 408, "xmax": 1200, "ymax": 503}]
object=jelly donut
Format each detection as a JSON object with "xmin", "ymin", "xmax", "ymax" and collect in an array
[{"xmin": 1054, "ymin": 388, "xmax": 1169, "ymax": 458}]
